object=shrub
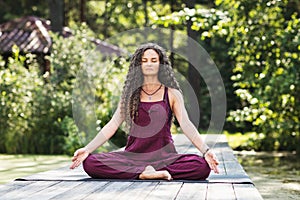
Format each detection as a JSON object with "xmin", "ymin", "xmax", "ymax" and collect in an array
[{"xmin": 0, "ymin": 24, "xmax": 128, "ymax": 154}]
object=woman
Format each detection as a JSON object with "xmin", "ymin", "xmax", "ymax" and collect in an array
[{"xmin": 70, "ymin": 43, "xmax": 219, "ymax": 180}]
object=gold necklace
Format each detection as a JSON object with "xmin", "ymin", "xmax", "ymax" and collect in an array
[{"xmin": 141, "ymin": 84, "xmax": 162, "ymax": 100}]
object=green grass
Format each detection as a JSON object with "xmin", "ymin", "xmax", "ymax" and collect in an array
[
  {"xmin": 0, "ymin": 154, "xmax": 71, "ymax": 184},
  {"xmin": 224, "ymin": 131, "xmax": 257, "ymax": 150}
]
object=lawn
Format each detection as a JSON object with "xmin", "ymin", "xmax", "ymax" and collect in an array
[{"xmin": 0, "ymin": 154, "xmax": 71, "ymax": 184}]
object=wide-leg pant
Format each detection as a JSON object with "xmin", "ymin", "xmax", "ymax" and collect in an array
[{"xmin": 83, "ymin": 152, "xmax": 211, "ymax": 180}]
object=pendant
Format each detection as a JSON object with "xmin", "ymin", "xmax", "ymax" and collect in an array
[{"xmin": 148, "ymin": 95, "xmax": 152, "ymax": 100}]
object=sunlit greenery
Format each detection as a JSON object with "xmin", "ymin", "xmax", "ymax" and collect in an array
[
  {"xmin": 218, "ymin": 0, "xmax": 300, "ymax": 152},
  {"xmin": 153, "ymin": 0, "xmax": 300, "ymax": 153},
  {"xmin": 0, "ymin": 24, "xmax": 128, "ymax": 154},
  {"xmin": 0, "ymin": 0, "xmax": 299, "ymax": 154}
]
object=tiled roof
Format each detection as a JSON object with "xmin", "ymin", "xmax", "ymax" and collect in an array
[
  {"xmin": 0, "ymin": 16, "xmax": 52, "ymax": 54},
  {"xmin": 0, "ymin": 16, "xmax": 125, "ymax": 56}
]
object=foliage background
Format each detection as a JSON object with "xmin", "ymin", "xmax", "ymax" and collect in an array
[{"xmin": 0, "ymin": 0, "xmax": 299, "ymax": 154}]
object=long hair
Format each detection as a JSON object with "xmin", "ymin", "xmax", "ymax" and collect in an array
[{"xmin": 120, "ymin": 43, "xmax": 181, "ymax": 130}]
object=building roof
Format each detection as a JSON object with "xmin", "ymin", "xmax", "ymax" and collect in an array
[
  {"xmin": 0, "ymin": 16, "xmax": 52, "ymax": 54},
  {"xmin": 0, "ymin": 16, "xmax": 125, "ymax": 56}
]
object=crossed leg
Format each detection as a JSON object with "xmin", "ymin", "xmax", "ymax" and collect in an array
[{"xmin": 139, "ymin": 165, "xmax": 172, "ymax": 181}]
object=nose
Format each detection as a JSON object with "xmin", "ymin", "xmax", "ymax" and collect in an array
[{"xmin": 144, "ymin": 61, "xmax": 152, "ymax": 66}]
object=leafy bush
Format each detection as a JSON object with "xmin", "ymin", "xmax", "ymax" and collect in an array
[
  {"xmin": 0, "ymin": 47, "xmax": 43, "ymax": 153},
  {"xmin": 153, "ymin": 7, "xmax": 234, "ymax": 131},
  {"xmin": 153, "ymin": 0, "xmax": 300, "ymax": 152},
  {"xmin": 217, "ymin": 0, "xmax": 300, "ymax": 152},
  {"xmin": 0, "ymin": 24, "xmax": 128, "ymax": 154}
]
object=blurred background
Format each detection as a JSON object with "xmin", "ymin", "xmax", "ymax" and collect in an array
[{"xmin": 0, "ymin": 0, "xmax": 299, "ymax": 199}]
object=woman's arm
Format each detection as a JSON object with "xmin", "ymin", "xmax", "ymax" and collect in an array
[
  {"xmin": 169, "ymin": 88, "xmax": 219, "ymax": 173},
  {"xmin": 84, "ymin": 102, "xmax": 124, "ymax": 153},
  {"xmin": 169, "ymin": 89, "xmax": 209, "ymax": 153},
  {"xmin": 70, "ymin": 102, "xmax": 124, "ymax": 169}
]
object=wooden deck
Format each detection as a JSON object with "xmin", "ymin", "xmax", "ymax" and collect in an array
[{"xmin": 0, "ymin": 134, "xmax": 263, "ymax": 200}]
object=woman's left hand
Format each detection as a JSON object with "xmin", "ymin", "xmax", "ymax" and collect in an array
[{"xmin": 204, "ymin": 150, "xmax": 219, "ymax": 174}]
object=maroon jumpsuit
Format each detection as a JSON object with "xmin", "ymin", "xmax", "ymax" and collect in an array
[{"xmin": 83, "ymin": 87, "xmax": 211, "ymax": 180}]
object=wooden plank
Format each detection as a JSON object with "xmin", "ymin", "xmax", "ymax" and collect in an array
[
  {"xmin": 50, "ymin": 181, "xmax": 109, "ymax": 200},
  {"xmin": 201, "ymin": 135, "xmax": 253, "ymax": 184},
  {"xmin": 0, "ymin": 181, "xmax": 35, "ymax": 196},
  {"xmin": 214, "ymin": 142, "xmax": 230, "ymax": 148},
  {"xmin": 20, "ymin": 181, "xmax": 82, "ymax": 200},
  {"xmin": 173, "ymin": 134, "xmax": 192, "ymax": 153},
  {"xmin": 233, "ymin": 184, "xmax": 263, "ymax": 200},
  {"xmin": 1, "ymin": 181, "xmax": 60, "ymax": 200},
  {"xmin": 224, "ymin": 160, "xmax": 248, "ymax": 176},
  {"xmin": 175, "ymin": 182, "xmax": 207, "ymax": 200},
  {"xmin": 208, "ymin": 175, "xmax": 252, "ymax": 183},
  {"xmin": 204, "ymin": 134, "xmax": 228, "ymax": 150},
  {"xmin": 84, "ymin": 181, "xmax": 135, "ymax": 200},
  {"xmin": 222, "ymin": 149, "xmax": 238, "ymax": 161},
  {"xmin": 144, "ymin": 182, "xmax": 183, "ymax": 200},
  {"xmin": 206, "ymin": 183, "xmax": 236, "ymax": 200},
  {"xmin": 116, "ymin": 181, "xmax": 159, "ymax": 200},
  {"xmin": 1, "ymin": 133, "xmax": 262, "ymax": 200}
]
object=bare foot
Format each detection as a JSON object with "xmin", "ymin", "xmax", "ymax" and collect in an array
[{"xmin": 139, "ymin": 165, "xmax": 172, "ymax": 181}]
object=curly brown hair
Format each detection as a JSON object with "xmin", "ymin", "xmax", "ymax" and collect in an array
[{"xmin": 120, "ymin": 43, "xmax": 181, "ymax": 130}]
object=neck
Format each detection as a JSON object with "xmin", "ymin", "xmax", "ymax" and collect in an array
[{"xmin": 143, "ymin": 76, "xmax": 160, "ymax": 86}]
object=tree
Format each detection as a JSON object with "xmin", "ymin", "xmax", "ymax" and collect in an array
[
  {"xmin": 0, "ymin": 0, "xmax": 48, "ymax": 23},
  {"xmin": 217, "ymin": 0, "xmax": 300, "ymax": 152}
]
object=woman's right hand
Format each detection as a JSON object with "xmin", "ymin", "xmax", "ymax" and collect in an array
[{"xmin": 69, "ymin": 147, "xmax": 90, "ymax": 169}]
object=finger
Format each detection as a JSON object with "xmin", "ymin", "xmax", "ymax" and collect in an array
[
  {"xmin": 70, "ymin": 162, "xmax": 76, "ymax": 169},
  {"xmin": 73, "ymin": 150, "xmax": 79, "ymax": 157},
  {"xmin": 207, "ymin": 162, "xmax": 214, "ymax": 171},
  {"xmin": 70, "ymin": 159, "xmax": 82, "ymax": 169},
  {"xmin": 208, "ymin": 160, "xmax": 218, "ymax": 174},
  {"xmin": 213, "ymin": 155, "xmax": 219, "ymax": 163},
  {"xmin": 213, "ymin": 158, "xmax": 219, "ymax": 165},
  {"xmin": 212, "ymin": 163, "xmax": 219, "ymax": 174},
  {"xmin": 210, "ymin": 154, "xmax": 219, "ymax": 165},
  {"xmin": 71, "ymin": 156, "xmax": 77, "ymax": 162},
  {"xmin": 71, "ymin": 162, "xmax": 79, "ymax": 169},
  {"xmin": 212, "ymin": 164, "xmax": 217, "ymax": 173},
  {"xmin": 214, "ymin": 159, "xmax": 219, "ymax": 165},
  {"xmin": 75, "ymin": 159, "xmax": 82, "ymax": 166}
]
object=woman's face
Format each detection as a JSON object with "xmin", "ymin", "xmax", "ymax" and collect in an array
[{"xmin": 141, "ymin": 49, "xmax": 160, "ymax": 77}]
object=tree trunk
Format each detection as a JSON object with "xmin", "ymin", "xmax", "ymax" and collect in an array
[
  {"xmin": 169, "ymin": 0, "xmax": 175, "ymax": 67},
  {"xmin": 49, "ymin": 0, "xmax": 64, "ymax": 34},
  {"xmin": 103, "ymin": 0, "xmax": 109, "ymax": 38},
  {"xmin": 143, "ymin": 0, "xmax": 148, "ymax": 26},
  {"xmin": 80, "ymin": 0, "xmax": 86, "ymax": 23},
  {"xmin": 185, "ymin": 0, "xmax": 201, "ymax": 127}
]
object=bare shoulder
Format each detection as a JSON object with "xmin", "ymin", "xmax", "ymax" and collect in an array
[
  {"xmin": 168, "ymin": 88, "xmax": 183, "ymax": 108},
  {"xmin": 168, "ymin": 87, "xmax": 182, "ymax": 97}
]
